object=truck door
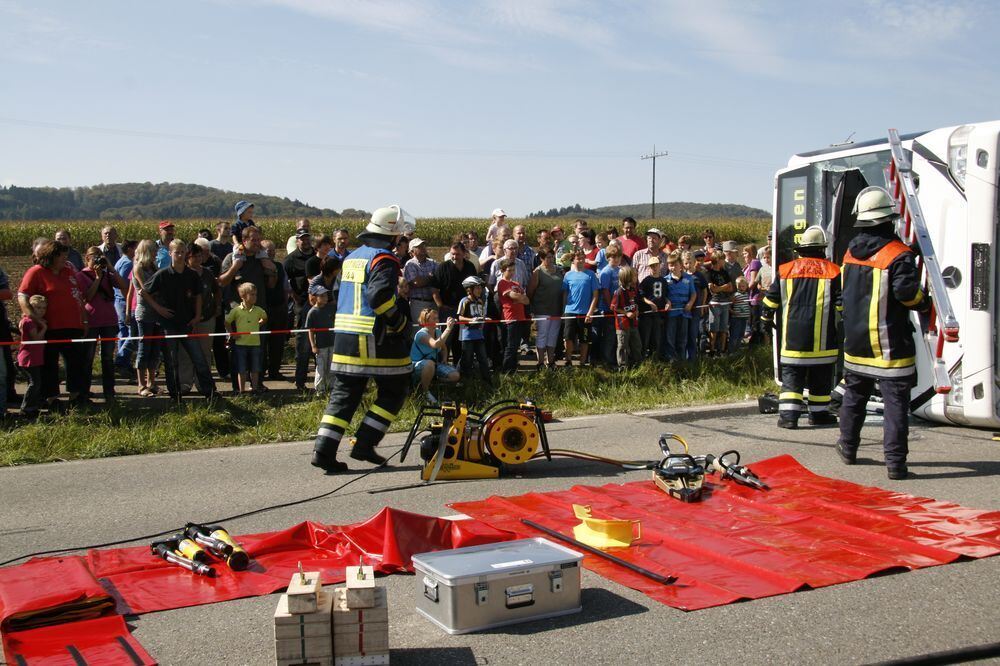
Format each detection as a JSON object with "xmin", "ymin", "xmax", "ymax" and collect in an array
[{"xmin": 826, "ymin": 169, "xmax": 869, "ymax": 264}]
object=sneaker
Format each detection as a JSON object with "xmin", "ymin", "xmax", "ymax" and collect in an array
[
  {"xmin": 887, "ymin": 465, "xmax": 910, "ymax": 480},
  {"xmin": 835, "ymin": 441, "xmax": 857, "ymax": 465},
  {"xmin": 776, "ymin": 415, "xmax": 799, "ymax": 430},
  {"xmin": 808, "ymin": 412, "xmax": 838, "ymax": 427},
  {"xmin": 425, "ymin": 391, "xmax": 439, "ymax": 406}
]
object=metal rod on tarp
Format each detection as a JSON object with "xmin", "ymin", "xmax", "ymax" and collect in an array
[{"xmin": 521, "ymin": 518, "xmax": 677, "ymax": 585}]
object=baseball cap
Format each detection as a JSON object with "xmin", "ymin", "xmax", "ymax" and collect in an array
[
  {"xmin": 722, "ymin": 240, "xmax": 739, "ymax": 252},
  {"xmin": 308, "ymin": 283, "xmax": 329, "ymax": 296},
  {"xmin": 693, "ymin": 249, "xmax": 707, "ymax": 259},
  {"xmin": 492, "ymin": 208, "xmax": 507, "ymax": 218},
  {"xmin": 409, "ymin": 237, "xmax": 426, "ymax": 248},
  {"xmin": 647, "ymin": 256, "xmax": 660, "ymax": 265},
  {"xmin": 550, "ymin": 225, "xmax": 564, "ymax": 233},
  {"xmin": 295, "ymin": 228, "xmax": 311, "ymax": 239},
  {"xmin": 646, "ymin": 228, "xmax": 663, "ymax": 237},
  {"xmin": 158, "ymin": 220, "xmax": 175, "ymax": 230}
]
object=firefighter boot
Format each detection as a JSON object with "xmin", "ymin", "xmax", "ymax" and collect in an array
[
  {"xmin": 887, "ymin": 464, "xmax": 910, "ymax": 480},
  {"xmin": 835, "ymin": 441, "xmax": 857, "ymax": 465},
  {"xmin": 776, "ymin": 415, "xmax": 799, "ymax": 429},
  {"xmin": 809, "ymin": 412, "xmax": 838, "ymax": 427},
  {"xmin": 311, "ymin": 442, "xmax": 349, "ymax": 474},
  {"xmin": 350, "ymin": 439, "xmax": 388, "ymax": 466}
]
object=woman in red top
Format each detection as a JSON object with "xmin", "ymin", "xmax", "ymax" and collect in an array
[{"xmin": 17, "ymin": 240, "xmax": 89, "ymax": 409}]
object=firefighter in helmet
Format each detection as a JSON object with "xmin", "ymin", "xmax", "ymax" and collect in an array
[
  {"xmin": 311, "ymin": 205, "xmax": 414, "ymax": 473},
  {"xmin": 837, "ymin": 186, "xmax": 930, "ymax": 480},
  {"xmin": 761, "ymin": 225, "xmax": 841, "ymax": 429}
]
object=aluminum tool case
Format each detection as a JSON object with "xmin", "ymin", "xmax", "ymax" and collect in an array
[{"xmin": 411, "ymin": 537, "xmax": 583, "ymax": 634}]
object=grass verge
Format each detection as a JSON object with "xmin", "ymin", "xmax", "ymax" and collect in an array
[{"xmin": 0, "ymin": 347, "xmax": 773, "ymax": 466}]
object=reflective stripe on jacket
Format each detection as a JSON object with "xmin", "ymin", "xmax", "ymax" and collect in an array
[
  {"xmin": 841, "ymin": 238, "xmax": 927, "ymax": 379},
  {"xmin": 762, "ymin": 257, "xmax": 841, "ymax": 366},
  {"xmin": 332, "ymin": 243, "xmax": 411, "ymax": 376}
]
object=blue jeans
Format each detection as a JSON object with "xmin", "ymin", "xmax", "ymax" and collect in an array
[
  {"xmin": 729, "ymin": 317, "xmax": 748, "ymax": 353},
  {"xmin": 687, "ymin": 312, "xmax": 702, "ymax": 360},
  {"xmin": 232, "ymin": 345, "xmax": 262, "ymax": 376},
  {"xmin": 664, "ymin": 315, "xmax": 689, "ymax": 361},
  {"xmin": 135, "ymin": 320, "xmax": 162, "ymax": 370},
  {"xmin": 114, "ymin": 299, "xmax": 135, "ymax": 363}
]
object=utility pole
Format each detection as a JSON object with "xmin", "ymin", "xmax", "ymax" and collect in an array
[{"xmin": 640, "ymin": 146, "xmax": 668, "ymax": 219}]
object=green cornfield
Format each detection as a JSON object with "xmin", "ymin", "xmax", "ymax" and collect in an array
[{"xmin": 0, "ymin": 217, "xmax": 769, "ymax": 256}]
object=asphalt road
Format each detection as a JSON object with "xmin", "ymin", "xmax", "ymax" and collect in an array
[{"xmin": 2, "ymin": 402, "xmax": 999, "ymax": 665}]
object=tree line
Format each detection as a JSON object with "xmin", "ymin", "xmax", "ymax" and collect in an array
[{"xmin": 0, "ymin": 182, "xmax": 357, "ymax": 220}]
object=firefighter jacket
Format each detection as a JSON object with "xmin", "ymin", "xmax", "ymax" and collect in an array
[
  {"xmin": 331, "ymin": 236, "xmax": 411, "ymax": 376},
  {"xmin": 762, "ymin": 256, "xmax": 842, "ymax": 366},
  {"xmin": 840, "ymin": 230, "xmax": 930, "ymax": 379}
]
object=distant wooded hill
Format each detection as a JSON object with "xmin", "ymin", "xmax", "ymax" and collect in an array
[
  {"xmin": 528, "ymin": 202, "xmax": 770, "ymax": 219},
  {"xmin": 0, "ymin": 182, "xmax": 364, "ymax": 220}
]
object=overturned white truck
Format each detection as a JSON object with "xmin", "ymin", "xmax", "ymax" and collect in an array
[{"xmin": 772, "ymin": 121, "xmax": 999, "ymax": 428}]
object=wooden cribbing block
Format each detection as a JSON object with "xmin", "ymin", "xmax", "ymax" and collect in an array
[
  {"xmin": 344, "ymin": 566, "xmax": 376, "ymax": 608},
  {"xmin": 331, "ymin": 587, "xmax": 388, "ymax": 659},
  {"xmin": 278, "ymin": 658, "xmax": 332, "ymax": 666},
  {"xmin": 334, "ymin": 654, "xmax": 389, "ymax": 666},
  {"xmin": 287, "ymin": 571, "xmax": 323, "ymax": 614},
  {"xmin": 274, "ymin": 590, "xmax": 334, "ymax": 664}
]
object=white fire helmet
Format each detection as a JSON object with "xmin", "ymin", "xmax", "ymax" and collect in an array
[
  {"xmin": 852, "ymin": 186, "xmax": 898, "ymax": 226},
  {"xmin": 365, "ymin": 205, "xmax": 416, "ymax": 237}
]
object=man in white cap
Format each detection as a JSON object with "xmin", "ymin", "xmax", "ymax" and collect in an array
[
  {"xmin": 631, "ymin": 228, "xmax": 668, "ymax": 283},
  {"xmin": 311, "ymin": 205, "xmax": 414, "ymax": 473},
  {"xmin": 485, "ymin": 208, "xmax": 508, "ymax": 244},
  {"xmin": 403, "ymin": 237, "xmax": 437, "ymax": 326}
]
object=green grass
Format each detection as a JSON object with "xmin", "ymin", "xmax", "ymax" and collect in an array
[
  {"xmin": 0, "ymin": 348, "xmax": 773, "ymax": 466},
  {"xmin": 0, "ymin": 216, "xmax": 769, "ymax": 255}
]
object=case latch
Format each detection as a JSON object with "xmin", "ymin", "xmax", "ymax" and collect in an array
[
  {"xmin": 423, "ymin": 576, "xmax": 439, "ymax": 603},
  {"xmin": 549, "ymin": 570, "xmax": 563, "ymax": 593},
  {"xmin": 475, "ymin": 581, "xmax": 489, "ymax": 605}
]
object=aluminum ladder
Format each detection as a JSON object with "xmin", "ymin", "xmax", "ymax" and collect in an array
[{"xmin": 886, "ymin": 128, "xmax": 960, "ymax": 394}]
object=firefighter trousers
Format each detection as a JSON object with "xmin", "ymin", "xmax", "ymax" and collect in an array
[
  {"xmin": 313, "ymin": 373, "xmax": 408, "ymax": 461},
  {"xmin": 837, "ymin": 372, "xmax": 913, "ymax": 469},
  {"xmin": 778, "ymin": 363, "xmax": 835, "ymax": 420}
]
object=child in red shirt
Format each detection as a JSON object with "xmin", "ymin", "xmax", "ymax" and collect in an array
[
  {"xmin": 611, "ymin": 266, "xmax": 642, "ymax": 368},
  {"xmin": 18, "ymin": 295, "xmax": 48, "ymax": 416},
  {"xmin": 498, "ymin": 259, "xmax": 529, "ymax": 373}
]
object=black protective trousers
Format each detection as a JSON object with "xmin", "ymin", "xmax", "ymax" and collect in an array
[
  {"xmin": 313, "ymin": 373, "xmax": 409, "ymax": 461},
  {"xmin": 778, "ymin": 363, "xmax": 835, "ymax": 419},
  {"xmin": 837, "ymin": 372, "xmax": 913, "ymax": 468}
]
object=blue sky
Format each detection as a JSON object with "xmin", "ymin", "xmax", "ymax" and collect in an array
[{"xmin": 1, "ymin": 0, "xmax": 998, "ymax": 217}]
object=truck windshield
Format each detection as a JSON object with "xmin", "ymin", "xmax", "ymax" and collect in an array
[{"xmin": 775, "ymin": 150, "xmax": 890, "ymax": 265}]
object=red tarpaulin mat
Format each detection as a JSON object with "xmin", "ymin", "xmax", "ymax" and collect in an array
[
  {"xmin": 3, "ymin": 616, "xmax": 155, "ymax": 666},
  {"xmin": 1, "ymin": 508, "xmax": 513, "ymax": 664},
  {"xmin": 450, "ymin": 455, "xmax": 1000, "ymax": 611}
]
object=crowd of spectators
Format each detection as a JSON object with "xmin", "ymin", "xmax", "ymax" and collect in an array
[{"xmin": 0, "ymin": 205, "xmax": 774, "ymax": 418}]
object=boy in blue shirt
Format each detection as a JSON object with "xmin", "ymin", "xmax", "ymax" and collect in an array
[
  {"xmin": 561, "ymin": 250, "xmax": 599, "ymax": 367},
  {"xmin": 663, "ymin": 251, "xmax": 697, "ymax": 361},
  {"xmin": 595, "ymin": 245, "xmax": 622, "ymax": 367}
]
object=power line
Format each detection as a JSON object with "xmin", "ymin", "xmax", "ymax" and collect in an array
[{"xmin": 0, "ymin": 117, "xmax": 778, "ymax": 169}]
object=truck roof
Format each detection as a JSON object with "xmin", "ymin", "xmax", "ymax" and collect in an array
[{"xmin": 794, "ymin": 131, "xmax": 924, "ymax": 159}]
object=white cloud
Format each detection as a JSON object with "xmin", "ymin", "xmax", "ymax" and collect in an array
[
  {"xmin": 651, "ymin": 0, "xmax": 791, "ymax": 76},
  {"xmin": 486, "ymin": 0, "xmax": 615, "ymax": 48}
]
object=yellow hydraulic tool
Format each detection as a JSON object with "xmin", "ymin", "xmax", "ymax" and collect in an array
[
  {"xmin": 400, "ymin": 400, "xmax": 551, "ymax": 482},
  {"xmin": 571, "ymin": 504, "xmax": 641, "ymax": 550}
]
